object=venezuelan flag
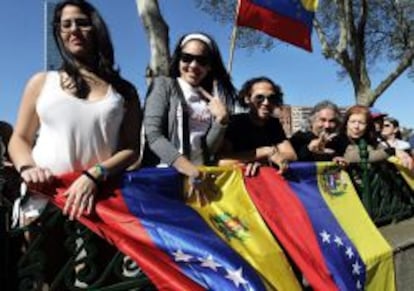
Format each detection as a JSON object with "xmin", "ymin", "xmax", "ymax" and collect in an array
[
  {"xmin": 388, "ymin": 156, "xmax": 414, "ymax": 190},
  {"xmin": 34, "ymin": 163, "xmax": 395, "ymax": 290},
  {"xmin": 244, "ymin": 166, "xmax": 337, "ymax": 290},
  {"xmin": 237, "ymin": 0, "xmax": 318, "ymax": 51},
  {"xmin": 314, "ymin": 162, "xmax": 395, "ymax": 291},
  {"xmin": 47, "ymin": 167, "xmax": 298, "ymax": 290},
  {"xmin": 288, "ymin": 162, "xmax": 395, "ymax": 291},
  {"xmin": 188, "ymin": 167, "xmax": 301, "ymax": 290},
  {"xmin": 245, "ymin": 162, "xmax": 395, "ymax": 290}
]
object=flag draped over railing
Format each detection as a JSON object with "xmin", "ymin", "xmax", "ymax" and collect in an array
[
  {"xmin": 38, "ymin": 162, "xmax": 395, "ymax": 290},
  {"xmin": 388, "ymin": 156, "xmax": 414, "ymax": 191},
  {"xmin": 236, "ymin": 0, "xmax": 318, "ymax": 51}
]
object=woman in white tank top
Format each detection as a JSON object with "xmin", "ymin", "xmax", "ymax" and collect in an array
[{"xmin": 8, "ymin": 0, "xmax": 141, "ymax": 220}]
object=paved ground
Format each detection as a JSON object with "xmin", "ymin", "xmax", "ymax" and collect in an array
[{"xmin": 381, "ymin": 217, "xmax": 414, "ymax": 290}]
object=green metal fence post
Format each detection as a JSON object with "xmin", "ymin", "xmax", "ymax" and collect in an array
[{"xmin": 358, "ymin": 139, "xmax": 371, "ymax": 216}]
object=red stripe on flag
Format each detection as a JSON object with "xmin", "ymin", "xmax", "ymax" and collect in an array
[
  {"xmin": 244, "ymin": 167, "xmax": 337, "ymax": 290},
  {"xmin": 48, "ymin": 173, "xmax": 204, "ymax": 291},
  {"xmin": 237, "ymin": 0, "xmax": 313, "ymax": 51}
]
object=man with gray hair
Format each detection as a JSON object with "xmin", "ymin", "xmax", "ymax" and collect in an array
[{"xmin": 290, "ymin": 100, "xmax": 345, "ymax": 161}]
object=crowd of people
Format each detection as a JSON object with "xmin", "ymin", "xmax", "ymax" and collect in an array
[
  {"xmin": 290, "ymin": 101, "xmax": 414, "ymax": 167},
  {"xmin": 1, "ymin": 0, "xmax": 413, "ymax": 218}
]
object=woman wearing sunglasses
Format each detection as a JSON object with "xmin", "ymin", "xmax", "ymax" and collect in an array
[
  {"xmin": 142, "ymin": 32, "xmax": 236, "ymax": 204},
  {"xmin": 218, "ymin": 77, "xmax": 297, "ymax": 176},
  {"xmin": 8, "ymin": 0, "xmax": 141, "ymax": 220},
  {"xmin": 381, "ymin": 117, "xmax": 411, "ymax": 151}
]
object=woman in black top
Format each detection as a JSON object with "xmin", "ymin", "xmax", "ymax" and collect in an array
[{"xmin": 219, "ymin": 76, "xmax": 297, "ymax": 176}]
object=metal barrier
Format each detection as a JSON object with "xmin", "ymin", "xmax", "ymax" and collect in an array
[
  {"xmin": 347, "ymin": 140, "xmax": 414, "ymax": 226},
  {"xmin": 12, "ymin": 205, "xmax": 154, "ymax": 291}
]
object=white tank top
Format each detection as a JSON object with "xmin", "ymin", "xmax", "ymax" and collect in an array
[{"xmin": 32, "ymin": 71, "xmax": 125, "ymax": 174}]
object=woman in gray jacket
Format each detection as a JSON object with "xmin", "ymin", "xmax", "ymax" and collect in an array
[{"xmin": 142, "ymin": 32, "xmax": 236, "ymax": 203}]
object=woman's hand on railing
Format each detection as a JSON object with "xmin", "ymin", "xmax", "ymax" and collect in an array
[
  {"xmin": 333, "ymin": 156, "xmax": 348, "ymax": 168},
  {"xmin": 186, "ymin": 172, "xmax": 219, "ymax": 206},
  {"xmin": 20, "ymin": 165, "xmax": 54, "ymax": 188},
  {"xmin": 244, "ymin": 161, "xmax": 262, "ymax": 177},
  {"xmin": 268, "ymin": 150, "xmax": 289, "ymax": 174},
  {"xmin": 63, "ymin": 174, "xmax": 98, "ymax": 220}
]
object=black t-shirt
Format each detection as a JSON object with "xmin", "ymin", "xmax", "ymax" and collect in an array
[
  {"xmin": 225, "ymin": 113, "xmax": 287, "ymax": 152},
  {"xmin": 289, "ymin": 130, "xmax": 349, "ymax": 161}
]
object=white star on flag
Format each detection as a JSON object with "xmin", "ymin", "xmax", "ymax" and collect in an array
[
  {"xmin": 199, "ymin": 255, "xmax": 222, "ymax": 271},
  {"xmin": 356, "ymin": 280, "xmax": 363, "ymax": 289},
  {"xmin": 352, "ymin": 261, "xmax": 362, "ymax": 275},
  {"xmin": 225, "ymin": 267, "xmax": 248, "ymax": 288},
  {"xmin": 320, "ymin": 230, "xmax": 331, "ymax": 243},
  {"xmin": 346, "ymin": 247, "xmax": 354, "ymax": 259},
  {"xmin": 172, "ymin": 249, "xmax": 193, "ymax": 262},
  {"xmin": 334, "ymin": 235, "xmax": 344, "ymax": 247}
]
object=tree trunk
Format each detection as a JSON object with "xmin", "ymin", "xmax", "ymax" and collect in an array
[
  {"xmin": 315, "ymin": 0, "xmax": 413, "ymax": 106},
  {"xmin": 136, "ymin": 0, "xmax": 170, "ymax": 82}
]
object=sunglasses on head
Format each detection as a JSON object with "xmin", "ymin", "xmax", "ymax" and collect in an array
[
  {"xmin": 180, "ymin": 53, "xmax": 210, "ymax": 66},
  {"xmin": 252, "ymin": 94, "xmax": 282, "ymax": 106}
]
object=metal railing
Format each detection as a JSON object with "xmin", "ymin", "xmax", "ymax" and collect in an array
[{"xmin": 11, "ymin": 205, "xmax": 154, "ymax": 291}]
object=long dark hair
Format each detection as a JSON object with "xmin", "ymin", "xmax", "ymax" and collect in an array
[
  {"xmin": 384, "ymin": 117, "xmax": 403, "ymax": 139},
  {"xmin": 238, "ymin": 76, "xmax": 283, "ymax": 108},
  {"xmin": 169, "ymin": 32, "xmax": 237, "ymax": 106},
  {"xmin": 53, "ymin": 0, "xmax": 135, "ymax": 100}
]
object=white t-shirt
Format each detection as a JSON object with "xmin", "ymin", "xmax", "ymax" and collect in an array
[
  {"xmin": 382, "ymin": 139, "xmax": 411, "ymax": 151},
  {"xmin": 177, "ymin": 78, "xmax": 211, "ymax": 165},
  {"xmin": 32, "ymin": 71, "xmax": 125, "ymax": 174}
]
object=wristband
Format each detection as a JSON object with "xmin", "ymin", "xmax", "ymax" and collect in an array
[
  {"xmin": 82, "ymin": 170, "xmax": 99, "ymax": 186},
  {"xmin": 19, "ymin": 165, "xmax": 35, "ymax": 174},
  {"xmin": 94, "ymin": 164, "xmax": 108, "ymax": 180},
  {"xmin": 189, "ymin": 174, "xmax": 203, "ymax": 186}
]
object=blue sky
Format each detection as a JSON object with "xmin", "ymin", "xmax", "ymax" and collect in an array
[{"xmin": 1, "ymin": 0, "xmax": 413, "ymax": 128}]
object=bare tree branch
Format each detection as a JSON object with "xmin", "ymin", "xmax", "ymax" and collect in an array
[{"xmin": 370, "ymin": 47, "xmax": 414, "ymax": 104}]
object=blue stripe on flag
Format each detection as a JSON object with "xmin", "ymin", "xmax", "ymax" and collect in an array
[
  {"xmin": 287, "ymin": 163, "xmax": 366, "ymax": 291},
  {"xmin": 120, "ymin": 167, "xmax": 266, "ymax": 291},
  {"xmin": 251, "ymin": 0, "xmax": 314, "ymax": 27}
]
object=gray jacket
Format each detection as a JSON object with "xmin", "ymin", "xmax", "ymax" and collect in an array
[{"xmin": 143, "ymin": 76, "xmax": 227, "ymax": 166}]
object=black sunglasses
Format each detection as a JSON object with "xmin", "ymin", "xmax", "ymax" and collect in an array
[
  {"xmin": 252, "ymin": 94, "xmax": 282, "ymax": 105},
  {"xmin": 180, "ymin": 53, "xmax": 210, "ymax": 66},
  {"xmin": 59, "ymin": 18, "xmax": 92, "ymax": 32}
]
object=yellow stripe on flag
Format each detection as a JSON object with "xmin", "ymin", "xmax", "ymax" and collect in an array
[
  {"xmin": 301, "ymin": 0, "xmax": 319, "ymax": 11},
  {"xmin": 388, "ymin": 156, "xmax": 414, "ymax": 190},
  {"xmin": 316, "ymin": 162, "xmax": 395, "ymax": 291},
  {"xmin": 187, "ymin": 167, "xmax": 301, "ymax": 291}
]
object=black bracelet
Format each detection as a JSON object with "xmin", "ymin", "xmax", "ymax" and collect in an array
[
  {"xmin": 384, "ymin": 147, "xmax": 396, "ymax": 156},
  {"xmin": 189, "ymin": 172, "xmax": 203, "ymax": 186},
  {"xmin": 82, "ymin": 170, "xmax": 99, "ymax": 186},
  {"xmin": 19, "ymin": 164, "xmax": 35, "ymax": 174}
]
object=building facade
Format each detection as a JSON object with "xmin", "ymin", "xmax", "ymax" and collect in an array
[
  {"xmin": 44, "ymin": 0, "xmax": 61, "ymax": 70},
  {"xmin": 278, "ymin": 105, "xmax": 347, "ymax": 137}
]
